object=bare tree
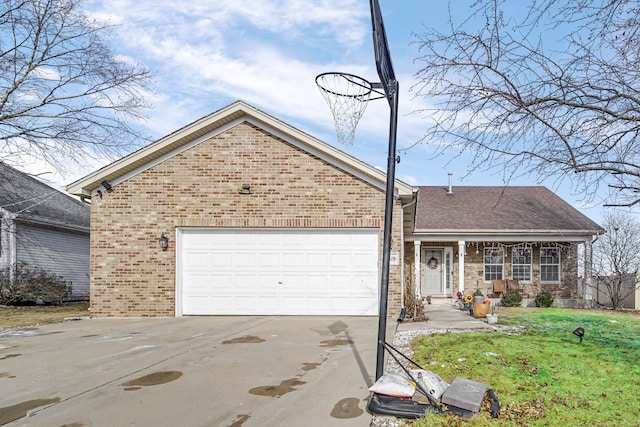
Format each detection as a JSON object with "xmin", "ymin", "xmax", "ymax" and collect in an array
[
  {"xmin": 412, "ymin": 0, "xmax": 640, "ymax": 206},
  {"xmin": 592, "ymin": 211, "xmax": 640, "ymax": 310},
  {"xmin": 0, "ymin": 0, "xmax": 152, "ymax": 174}
]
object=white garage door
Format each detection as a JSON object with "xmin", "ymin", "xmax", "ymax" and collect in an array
[{"xmin": 177, "ymin": 228, "xmax": 379, "ymax": 315}]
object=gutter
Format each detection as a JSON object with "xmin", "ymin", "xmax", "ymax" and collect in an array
[
  {"xmin": 412, "ymin": 228, "xmax": 602, "ymax": 235},
  {"xmin": 14, "ymin": 217, "xmax": 90, "ymax": 234}
]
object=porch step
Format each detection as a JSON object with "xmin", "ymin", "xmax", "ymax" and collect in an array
[{"xmin": 425, "ymin": 295, "xmax": 455, "ymax": 306}]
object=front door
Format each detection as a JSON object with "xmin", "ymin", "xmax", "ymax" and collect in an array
[{"xmin": 422, "ymin": 248, "xmax": 443, "ymax": 295}]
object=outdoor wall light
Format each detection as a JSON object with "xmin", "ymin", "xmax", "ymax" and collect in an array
[
  {"xmin": 158, "ymin": 233, "xmax": 169, "ymax": 250},
  {"xmin": 101, "ymin": 180, "xmax": 113, "ymax": 192},
  {"xmin": 239, "ymin": 184, "xmax": 253, "ymax": 194}
]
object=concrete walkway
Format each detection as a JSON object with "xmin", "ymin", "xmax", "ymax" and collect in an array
[{"xmin": 396, "ymin": 301, "xmax": 495, "ymax": 333}]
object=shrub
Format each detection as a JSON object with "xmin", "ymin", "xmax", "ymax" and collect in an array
[
  {"xmin": 535, "ymin": 291, "xmax": 554, "ymax": 308},
  {"xmin": 0, "ymin": 262, "xmax": 70, "ymax": 305},
  {"xmin": 404, "ymin": 278, "xmax": 426, "ymax": 321},
  {"xmin": 501, "ymin": 290, "xmax": 523, "ymax": 307}
]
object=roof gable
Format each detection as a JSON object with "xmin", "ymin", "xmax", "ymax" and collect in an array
[
  {"xmin": 66, "ymin": 101, "xmax": 414, "ymax": 199},
  {"xmin": 0, "ymin": 163, "xmax": 89, "ymax": 231},
  {"xmin": 414, "ymin": 186, "xmax": 603, "ymax": 236}
]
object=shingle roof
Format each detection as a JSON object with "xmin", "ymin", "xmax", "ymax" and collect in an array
[
  {"xmin": 414, "ymin": 186, "xmax": 602, "ymax": 232},
  {"xmin": 0, "ymin": 163, "xmax": 89, "ymax": 231}
]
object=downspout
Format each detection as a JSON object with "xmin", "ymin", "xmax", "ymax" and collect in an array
[
  {"xmin": 458, "ymin": 240, "xmax": 466, "ymax": 293},
  {"xmin": 414, "ymin": 241, "xmax": 421, "ymax": 305},
  {"xmin": 584, "ymin": 237, "xmax": 594, "ymax": 302},
  {"xmin": 6, "ymin": 216, "xmax": 17, "ymax": 267},
  {"xmin": 400, "ymin": 197, "xmax": 417, "ymax": 319},
  {"xmin": 7, "ymin": 218, "xmax": 17, "ymax": 282}
]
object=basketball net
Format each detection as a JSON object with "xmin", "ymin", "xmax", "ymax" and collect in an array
[{"xmin": 316, "ymin": 73, "xmax": 375, "ymax": 145}]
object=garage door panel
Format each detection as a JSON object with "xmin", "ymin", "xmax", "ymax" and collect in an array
[
  {"xmin": 280, "ymin": 274, "xmax": 304, "ymax": 289},
  {"xmin": 282, "ymin": 252, "xmax": 305, "ymax": 268},
  {"xmin": 257, "ymin": 252, "xmax": 280, "ymax": 268},
  {"xmin": 182, "ymin": 272, "xmax": 211, "ymax": 288},
  {"xmin": 329, "ymin": 297, "xmax": 353, "ymax": 312},
  {"xmin": 183, "ymin": 252, "xmax": 211, "ymax": 267},
  {"xmin": 231, "ymin": 274, "xmax": 251, "ymax": 287},
  {"xmin": 305, "ymin": 302, "xmax": 328, "ymax": 315},
  {"xmin": 329, "ymin": 233, "xmax": 352, "ymax": 246},
  {"xmin": 248, "ymin": 296, "xmax": 279, "ymax": 312},
  {"xmin": 282, "ymin": 233, "xmax": 304, "ymax": 246},
  {"xmin": 179, "ymin": 228, "xmax": 379, "ymax": 315},
  {"xmin": 306, "ymin": 275, "xmax": 328, "ymax": 290},
  {"xmin": 329, "ymin": 253, "xmax": 351, "ymax": 267},
  {"xmin": 235, "ymin": 233, "xmax": 257, "ymax": 245},
  {"xmin": 353, "ymin": 252, "xmax": 378, "ymax": 266},
  {"xmin": 233, "ymin": 252, "xmax": 256, "ymax": 267},
  {"xmin": 184, "ymin": 295, "xmax": 231, "ymax": 314}
]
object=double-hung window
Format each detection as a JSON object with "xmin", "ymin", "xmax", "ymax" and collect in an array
[
  {"xmin": 484, "ymin": 247, "xmax": 504, "ymax": 281},
  {"xmin": 512, "ymin": 248, "xmax": 532, "ymax": 281},
  {"xmin": 540, "ymin": 248, "xmax": 560, "ymax": 282}
]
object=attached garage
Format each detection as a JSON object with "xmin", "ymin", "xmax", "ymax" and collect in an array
[
  {"xmin": 177, "ymin": 228, "xmax": 380, "ymax": 315},
  {"xmin": 66, "ymin": 101, "xmax": 414, "ymax": 317}
]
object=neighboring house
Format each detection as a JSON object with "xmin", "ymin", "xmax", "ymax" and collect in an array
[
  {"xmin": 407, "ymin": 186, "xmax": 605, "ymax": 306},
  {"xmin": 0, "ymin": 163, "xmax": 90, "ymax": 300},
  {"xmin": 593, "ymin": 273, "xmax": 640, "ymax": 310},
  {"xmin": 66, "ymin": 101, "xmax": 603, "ymax": 317}
]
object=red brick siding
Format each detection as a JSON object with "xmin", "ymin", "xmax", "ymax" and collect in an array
[{"xmin": 90, "ymin": 122, "xmax": 403, "ymax": 316}]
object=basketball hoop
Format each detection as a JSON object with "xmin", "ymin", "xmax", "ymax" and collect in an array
[{"xmin": 315, "ymin": 72, "xmax": 385, "ymax": 145}]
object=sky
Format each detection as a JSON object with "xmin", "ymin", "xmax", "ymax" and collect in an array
[{"xmin": 26, "ymin": 0, "xmax": 613, "ymax": 224}]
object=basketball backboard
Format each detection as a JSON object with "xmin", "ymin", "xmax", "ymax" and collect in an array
[{"xmin": 370, "ymin": 0, "xmax": 396, "ymax": 105}]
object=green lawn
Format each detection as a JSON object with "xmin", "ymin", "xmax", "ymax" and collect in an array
[{"xmin": 406, "ymin": 308, "xmax": 640, "ymax": 427}]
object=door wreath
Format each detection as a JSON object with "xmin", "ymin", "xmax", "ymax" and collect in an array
[{"xmin": 427, "ymin": 256, "xmax": 439, "ymax": 269}]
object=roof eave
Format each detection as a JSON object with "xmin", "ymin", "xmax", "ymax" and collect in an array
[
  {"xmin": 408, "ymin": 229, "xmax": 602, "ymax": 242},
  {"xmin": 14, "ymin": 217, "xmax": 90, "ymax": 233},
  {"xmin": 65, "ymin": 101, "xmax": 415, "ymax": 198}
]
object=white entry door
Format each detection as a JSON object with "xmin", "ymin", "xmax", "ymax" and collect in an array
[
  {"xmin": 422, "ymin": 248, "xmax": 444, "ymax": 295},
  {"xmin": 177, "ymin": 228, "xmax": 380, "ymax": 316}
]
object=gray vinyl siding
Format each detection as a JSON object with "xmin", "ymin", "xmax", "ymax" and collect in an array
[{"xmin": 15, "ymin": 224, "xmax": 90, "ymax": 299}]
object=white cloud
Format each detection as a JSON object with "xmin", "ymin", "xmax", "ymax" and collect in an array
[{"xmin": 83, "ymin": 0, "xmax": 374, "ymax": 141}]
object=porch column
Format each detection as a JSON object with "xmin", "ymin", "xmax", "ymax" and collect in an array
[
  {"xmin": 414, "ymin": 241, "xmax": 421, "ymax": 298},
  {"xmin": 583, "ymin": 239, "xmax": 593, "ymax": 300},
  {"xmin": 458, "ymin": 240, "xmax": 465, "ymax": 293}
]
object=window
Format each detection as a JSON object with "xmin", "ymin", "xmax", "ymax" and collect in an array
[
  {"xmin": 512, "ymin": 247, "xmax": 532, "ymax": 281},
  {"xmin": 484, "ymin": 247, "xmax": 503, "ymax": 281},
  {"xmin": 445, "ymin": 250, "xmax": 452, "ymax": 292},
  {"xmin": 540, "ymin": 248, "xmax": 560, "ymax": 282}
]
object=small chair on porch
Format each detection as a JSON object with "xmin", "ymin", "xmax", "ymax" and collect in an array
[
  {"xmin": 506, "ymin": 279, "xmax": 523, "ymax": 295},
  {"xmin": 492, "ymin": 279, "xmax": 507, "ymax": 297}
]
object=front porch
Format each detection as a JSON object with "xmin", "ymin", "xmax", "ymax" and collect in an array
[{"xmin": 405, "ymin": 239, "xmax": 595, "ymax": 306}]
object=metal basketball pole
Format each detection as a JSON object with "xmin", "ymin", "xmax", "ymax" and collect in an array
[
  {"xmin": 316, "ymin": 0, "xmax": 398, "ymax": 381},
  {"xmin": 375, "ymin": 79, "xmax": 399, "ymax": 380}
]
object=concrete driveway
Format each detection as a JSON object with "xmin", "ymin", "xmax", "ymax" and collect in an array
[{"xmin": 0, "ymin": 316, "xmax": 387, "ymax": 427}]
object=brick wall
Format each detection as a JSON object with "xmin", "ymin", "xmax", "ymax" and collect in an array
[
  {"xmin": 89, "ymin": 122, "xmax": 403, "ymax": 316},
  {"xmin": 403, "ymin": 242, "xmax": 580, "ymax": 303},
  {"xmin": 463, "ymin": 244, "xmax": 579, "ymax": 298}
]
